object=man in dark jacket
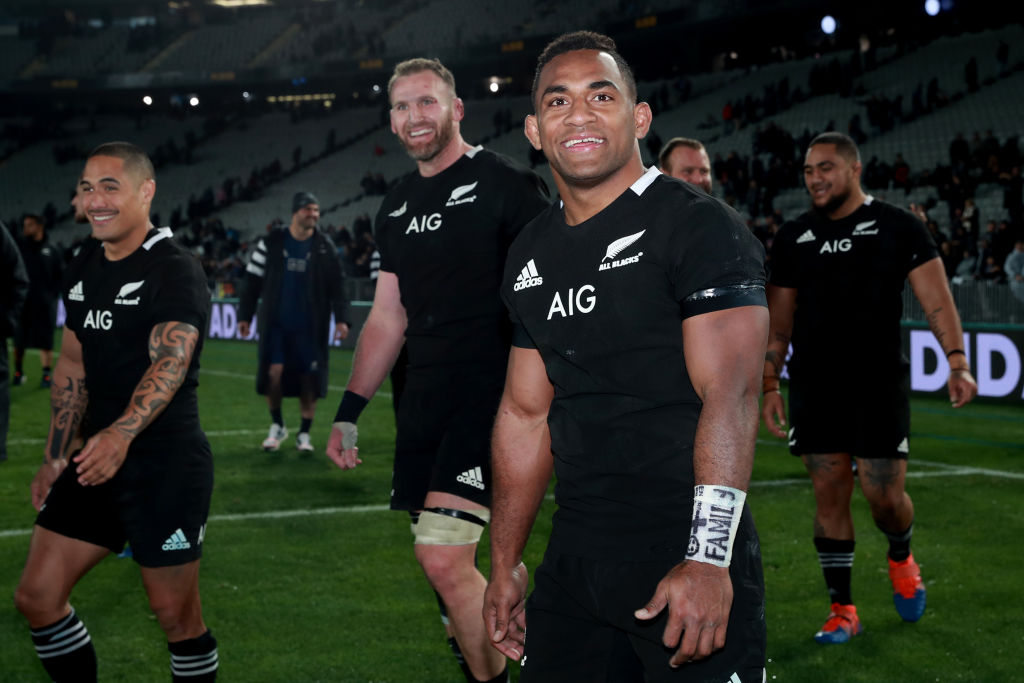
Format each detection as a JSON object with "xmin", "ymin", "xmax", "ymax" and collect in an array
[
  {"xmin": 238, "ymin": 192, "xmax": 350, "ymax": 452},
  {"xmin": 1, "ymin": 221, "xmax": 30, "ymax": 462},
  {"xmin": 13, "ymin": 214, "xmax": 64, "ymax": 388}
]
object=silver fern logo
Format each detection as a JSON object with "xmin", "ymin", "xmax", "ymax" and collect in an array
[{"xmin": 599, "ymin": 230, "xmax": 645, "ymax": 271}]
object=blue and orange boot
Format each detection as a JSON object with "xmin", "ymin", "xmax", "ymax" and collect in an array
[
  {"xmin": 814, "ymin": 603, "xmax": 862, "ymax": 644},
  {"xmin": 889, "ymin": 553, "xmax": 926, "ymax": 622}
]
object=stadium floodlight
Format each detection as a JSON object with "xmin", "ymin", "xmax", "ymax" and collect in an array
[
  {"xmin": 142, "ymin": 95, "xmax": 153, "ymax": 106},
  {"xmin": 188, "ymin": 95, "xmax": 200, "ymax": 107},
  {"xmin": 489, "ymin": 81, "xmax": 499, "ymax": 93},
  {"xmin": 821, "ymin": 15, "xmax": 837, "ymax": 34},
  {"xmin": 925, "ymin": 0, "xmax": 940, "ymax": 15}
]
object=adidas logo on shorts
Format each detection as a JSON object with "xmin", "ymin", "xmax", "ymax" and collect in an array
[
  {"xmin": 161, "ymin": 528, "xmax": 192, "ymax": 551},
  {"xmin": 457, "ymin": 467, "xmax": 486, "ymax": 490},
  {"xmin": 514, "ymin": 259, "xmax": 543, "ymax": 291}
]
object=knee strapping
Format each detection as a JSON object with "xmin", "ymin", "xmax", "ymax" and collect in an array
[{"xmin": 412, "ymin": 507, "xmax": 490, "ymax": 546}]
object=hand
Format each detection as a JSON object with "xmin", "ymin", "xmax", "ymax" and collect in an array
[
  {"xmin": 326, "ymin": 421, "xmax": 362, "ymax": 469},
  {"xmin": 334, "ymin": 322, "xmax": 350, "ymax": 342},
  {"xmin": 760, "ymin": 390, "xmax": 787, "ymax": 438},
  {"xmin": 484, "ymin": 561, "xmax": 529, "ymax": 661},
  {"xmin": 238, "ymin": 321, "xmax": 251, "ymax": 339},
  {"xmin": 73, "ymin": 428, "xmax": 130, "ymax": 486},
  {"xmin": 635, "ymin": 561, "xmax": 733, "ymax": 667},
  {"xmin": 31, "ymin": 459, "xmax": 67, "ymax": 511},
  {"xmin": 948, "ymin": 369, "xmax": 978, "ymax": 408}
]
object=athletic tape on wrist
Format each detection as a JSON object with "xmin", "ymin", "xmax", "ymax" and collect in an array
[
  {"xmin": 332, "ymin": 421, "xmax": 358, "ymax": 449},
  {"xmin": 686, "ymin": 484, "xmax": 746, "ymax": 567}
]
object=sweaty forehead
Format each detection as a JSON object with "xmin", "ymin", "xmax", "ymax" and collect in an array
[
  {"xmin": 81, "ymin": 155, "xmax": 131, "ymax": 183},
  {"xmin": 390, "ymin": 71, "xmax": 452, "ymax": 103},
  {"xmin": 540, "ymin": 50, "xmax": 625, "ymax": 93}
]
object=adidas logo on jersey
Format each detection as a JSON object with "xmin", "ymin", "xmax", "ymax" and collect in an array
[
  {"xmin": 796, "ymin": 230, "xmax": 816, "ymax": 244},
  {"xmin": 599, "ymin": 229, "xmax": 645, "ymax": 271},
  {"xmin": 514, "ymin": 259, "xmax": 543, "ymax": 291},
  {"xmin": 388, "ymin": 202, "xmax": 407, "ymax": 218},
  {"xmin": 161, "ymin": 528, "xmax": 192, "ymax": 551},
  {"xmin": 457, "ymin": 467, "xmax": 485, "ymax": 490},
  {"xmin": 69, "ymin": 281, "xmax": 85, "ymax": 301},
  {"xmin": 852, "ymin": 219, "xmax": 879, "ymax": 236},
  {"xmin": 115, "ymin": 280, "xmax": 144, "ymax": 306},
  {"xmin": 445, "ymin": 181, "xmax": 478, "ymax": 206}
]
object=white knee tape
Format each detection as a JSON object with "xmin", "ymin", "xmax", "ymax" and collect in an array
[{"xmin": 412, "ymin": 509, "xmax": 491, "ymax": 546}]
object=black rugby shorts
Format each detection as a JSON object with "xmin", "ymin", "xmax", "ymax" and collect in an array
[
  {"xmin": 521, "ymin": 514, "xmax": 766, "ymax": 682},
  {"xmin": 390, "ymin": 368, "xmax": 503, "ymax": 511},
  {"xmin": 787, "ymin": 371, "xmax": 911, "ymax": 459},
  {"xmin": 36, "ymin": 435, "xmax": 214, "ymax": 567}
]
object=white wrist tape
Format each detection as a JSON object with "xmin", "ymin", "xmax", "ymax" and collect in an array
[
  {"xmin": 686, "ymin": 484, "xmax": 746, "ymax": 567},
  {"xmin": 332, "ymin": 421, "xmax": 358, "ymax": 450}
]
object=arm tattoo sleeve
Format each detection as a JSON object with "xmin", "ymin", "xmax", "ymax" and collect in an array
[
  {"xmin": 111, "ymin": 321, "xmax": 199, "ymax": 442},
  {"xmin": 764, "ymin": 348, "xmax": 786, "ymax": 376},
  {"xmin": 48, "ymin": 376, "xmax": 88, "ymax": 462},
  {"xmin": 925, "ymin": 306, "xmax": 946, "ymax": 348}
]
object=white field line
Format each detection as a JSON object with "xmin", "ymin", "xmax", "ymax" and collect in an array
[{"xmin": 1, "ymin": 458, "xmax": 1020, "ymax": 540}]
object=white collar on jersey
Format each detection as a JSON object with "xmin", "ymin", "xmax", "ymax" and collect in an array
[
  {"xmin": 143, "ymin": 226, "xmax": 173, "ymax": 251},
  {"xmin": 557, "ymin": 166, "xmax": 663, "ymax": 208},
  {"xmin": 465, "ymin": 145, "xmax": 483, "ymax": 159},
  {"xmin": 864, "ymin": 195, "xmax": 875, "ymax": 206},
  {"xmin": 629, "ymin": 166, "xmax": 662, "ymax": 196}
]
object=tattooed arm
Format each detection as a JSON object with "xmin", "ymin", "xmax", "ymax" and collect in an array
[
  {"xmin": 31, "ymin": 327, "xmax": 88, "ymax": 509},
  {"xmin": 72, "ymin": 321, "xmax": 200, "ymax": 486},
  {"xmin": 761, "ymin": 284, "xmax": 797, "ymax": 438},
  {"xmin": 908, "ymin": 257, "xmax": 978, "ymax": 407}
]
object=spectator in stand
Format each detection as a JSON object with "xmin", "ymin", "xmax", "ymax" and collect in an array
[
  {"xmin": 1005, "ymin": 241, "xmax": 1024, "ymax": 304},
  {"xmin": 892, "ymin": 153, "xmax": 911, "ymax": 193}
]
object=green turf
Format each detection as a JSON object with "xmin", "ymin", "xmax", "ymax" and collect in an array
[{"xmin": 2, "ymin": 339, "xmax": 1022, "ymax": 681}]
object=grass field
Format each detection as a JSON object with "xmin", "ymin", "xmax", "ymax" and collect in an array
[{"xmin": 2, "ymin": 338, "xmax": 1022, "ymax": 682}]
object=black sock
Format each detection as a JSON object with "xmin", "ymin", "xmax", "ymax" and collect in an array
[
  {"xmin": 879, "ymin": 520, "xmax": 913, "ymax": 562},
  {"xmin": 270, "ymin": 409, "xmax": 283, "ymax": 427},
  {"xmin": 31, "ymin": 608, "xmax": 97, "ymax": 683},
  {"xmin": 814, "ymin": 537, "xmax": 855, "ymax": 605},
  {"xmin": 169, "ymin": 630, "xmax": 218, "ymax": 682},
  {"xmin": 300, "ymin": 417, "xmax": 312, "ymax": 434}
]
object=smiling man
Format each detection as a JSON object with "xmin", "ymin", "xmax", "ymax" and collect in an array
[
  {"xmin": 14, "ymin": 142, "xmax": 219, "ymax": 681},
  {"xmin": 658, "ymin": 137, "xmax": 713, "ymax": 194},
  {"xmin": 761, "ymin": 132, "xmax": 977, "ymax": 645},
  {"xmin": 484, "ymin": 31, "xmax": 768, "ymax": 682},
  {"xmin": 325, "ymin": 58, "xmax": 549, "ymax": 683}
]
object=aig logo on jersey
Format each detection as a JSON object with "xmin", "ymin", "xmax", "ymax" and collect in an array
[
  {"xmin": 547, "ymin": 285, "xmax": 596, "ymax": 320},
  {"xmin": 599, "ymin": 229, "xmax": 645, "ymax": 271},
  {"xmin": 83, "ymin": 310, "xmax": 113, "ymax": 330},
  {"xmin": 405, "ymin": 213, "xmax": 442, "ymax": 234},
  {"xmin": 819, "ymin": 239, "xmax": 852, "ymax": 254},
  {"xmin": 513, "ymin": 259, "xmax": 543, "ymax": 291}
]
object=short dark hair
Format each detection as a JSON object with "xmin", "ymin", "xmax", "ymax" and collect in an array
[
  {"xmin": 87, "ymin": 141, "xmax": 155, "ymax": 183},
  {"xmin": 23, "ymin": 213, "xmax": 44, "ymax": 227},
  {"xmin": 531, "ymin": 31, "xmax": 637, "ymax": 106},
  {"xmin": 808, "ymin": 132, "xmax": 860, "ymax": 164},
  {"xmin": 658, "ymin": 137, "xmax": 706, "ymax": 171},
  {"xmin": 388, "ymin": 57, "xmax": 457, "ymax": 101}
]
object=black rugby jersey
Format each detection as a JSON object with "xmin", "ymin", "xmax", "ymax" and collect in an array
[
  {"xmin": 375, "ymin": 146, "xmax": 549, "ymax": 371},
  {"xmin": 63, "ymin": 227, "xmax": 210, "ymax": 445},
  {"xmin": 770, "ymin": 196, "xmax": 938, "ymax": 383},
  {"xmin": 501, "ymin": 168, "xmax": 766, "ymax": 558}
]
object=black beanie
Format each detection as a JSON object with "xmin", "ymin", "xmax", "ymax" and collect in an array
[{"xmin": 292, "ymin": 191, "xmax": 319, "ymax": 214}]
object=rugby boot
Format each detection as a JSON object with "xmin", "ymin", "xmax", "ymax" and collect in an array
[
  {"xmin": 889, "ymin": 553, "xmax": 926, "ymax": 622},
  {"xmin": 41, "ymin": 373, "xmax": 52, "ymax": 389},
  {"xmin": 296, "ymin": 432, "xmax": 314, "ymax": 452},
  {"xmin": 262, "ymin": 424, "xmax": 288, "ymax": 451},
  {"xmin": 814, "ymin": 603, "xmax": 862, "ymax": 644}
]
